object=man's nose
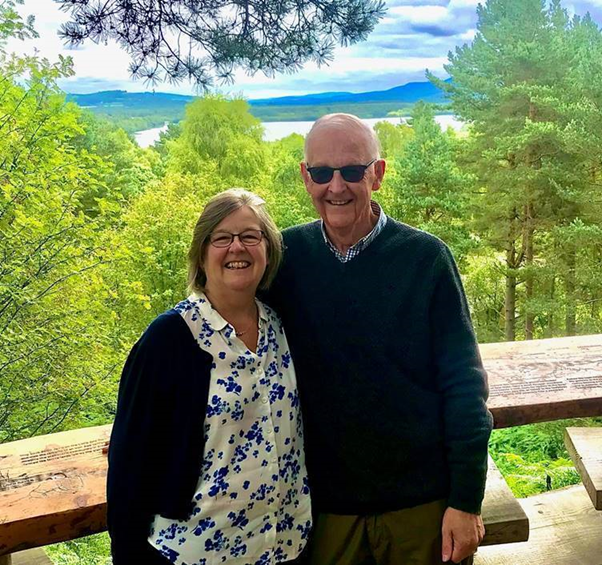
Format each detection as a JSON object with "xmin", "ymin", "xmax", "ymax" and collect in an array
[{"xmin": 328, "ymin": 171, "xmax": 347, "ymax": 193}]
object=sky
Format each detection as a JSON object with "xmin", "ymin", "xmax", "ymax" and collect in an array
[{"xmin": 7, "ymin": 0, "xmax": 602, "ymax": 99}]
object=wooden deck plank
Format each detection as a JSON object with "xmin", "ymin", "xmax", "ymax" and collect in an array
[
  {"xmin": 475, "ymin": 485, "xmax": 602, "ymax": 565},
  {"xmin": 564, "ymin": 426, "xmax": 602, "ymax": 510},
  {"xmin": 0, "ymin": 548, "xmax": 53, "ymax": 565},
  {"xmin": 481, "ymin": 334, "xmax": 602, "ymax": 428},
  {"xmin": 0, "ymin": 427, "xmax": 528, "ymax": 554},
  {"xmin": 12, "ymin": 548, "xmax": 52, "ymax": 565}
]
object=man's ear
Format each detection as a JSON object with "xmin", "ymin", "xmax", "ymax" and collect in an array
[
  {"xmin": 300, "ymin": 161, "xmax": 312, "ymax": 191},
  {"xmin": 372, "ymin": 159, "xmax": 386, "ymax": 192}
]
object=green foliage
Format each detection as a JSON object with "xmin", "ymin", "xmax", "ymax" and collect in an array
[
  {"xmin": 0, "ymin": 52, "xmax": 123, "ymax": 440},
  {"xmin": 167, "ymin": 96, "xmax": 266, "ymax": 182},
  {"xmin": 385, "ymin": 102, "xmax": 478, "ymax": 264},
  {"xmin": 462, "ymin": 252, "xmax": 506, "ymax": 343},
  {"xmin": 0, "ymin": 0, "xmax": 37, "ymax": 45},
  {"xmin": 493, "ymin": 453, "xmax": 580, "ymax": 497},
  {"xmin": 47, "ymin": 533, "xmax": 111, "ymax": 565},
  {"xmin": 73, "ymin": 112, "xmax": 161, "ymax": 209},
  {"xmin": 374, "ymin": 119, "xmax": 413, "ymax": 159},
  {"xmin": 489, "ymin": 418, "xmax": 602, "ymax": 497},
  {"xmin": 263, "ymin": 134, "xmax": 317, "ymax": 228},
  {"xmin": 107, "ymin": 171, "xmax": 227, "ymax": 347},
  {"xmin": 0, "ymin": 2, "xmax": 184, "ymax": 439}
]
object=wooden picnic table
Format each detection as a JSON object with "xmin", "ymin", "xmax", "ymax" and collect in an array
[
  {"xmin": 2, "ymin": 333, "xmax": 602, "ymax": 561},
  {"xmin": 0, "ymin": 426, "xmax": 528, "ymax": 558},
  {"xmin": 481, "ymin": 334, "xmax": 602, "ymax": 428}
]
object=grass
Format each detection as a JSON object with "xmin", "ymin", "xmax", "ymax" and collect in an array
[{"xmin": 46, "ymin": 532, "xmax": 111, "ymax": 565}]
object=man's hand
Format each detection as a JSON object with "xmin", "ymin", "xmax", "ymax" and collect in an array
[{"xmin": 441, "ymin": 507, "xmax": 484, "ymax": 563}]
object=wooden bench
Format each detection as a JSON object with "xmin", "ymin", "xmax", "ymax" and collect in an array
[
  {"xmin": 480, "ymin": 456, "xmax": 529, "ymax": 546},
  {"xmin": 564, "ymin": 427, "xmax": 602, "ymax": 510},
  {"xmin": 474, "ymin": 485, "xmax": 602, "ymax": 565},
  {"xmin": 0, "ymin": 426, "xmax": 528, "ymax": 560}
]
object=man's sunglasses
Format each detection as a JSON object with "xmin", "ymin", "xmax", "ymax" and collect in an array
[{"xmin": 306, "ymin": 159, "xmax": 377, "ymax": 184}]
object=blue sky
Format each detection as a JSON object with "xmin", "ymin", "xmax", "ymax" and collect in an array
[{"xmin": 7, "ymin": 0, "xmax": 602, "ymax": 98}]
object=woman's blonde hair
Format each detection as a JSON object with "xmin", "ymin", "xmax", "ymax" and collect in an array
[{"xmin": 187, "ymin": 188, "xmax": 282, "ymax": 293}]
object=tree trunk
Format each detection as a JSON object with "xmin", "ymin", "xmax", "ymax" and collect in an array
[
  {"xmin": 505, "ymin": 244, "xmax": 517, "ymax": 341},
  {"xmin": 524, "ymin": 101, "xmax": 540, "ymax": 340},
  {"xmin": 564, "ymin": 246, "xmax": 576, "ymax": 336},
  {"xmin": 524, "ymin": 201, "xmax": 535, "ymax": 340},
  {"xmin": 544, "ymin": 275, "xmax": 555, "ymax": 338}
]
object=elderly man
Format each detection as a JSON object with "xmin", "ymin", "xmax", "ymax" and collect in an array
[{"xmin": 267, "ymin": 113, "xmax": 492, "ymax": 565}]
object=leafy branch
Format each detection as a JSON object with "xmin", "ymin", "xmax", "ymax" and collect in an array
[{"xmin": 56, "ymin": 0, "xmax": 386, "ymax": 88}]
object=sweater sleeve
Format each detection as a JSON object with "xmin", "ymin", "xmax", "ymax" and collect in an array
[
  {"xmin": 107, "ymin": 312, "xmax": 203, "ymax": 564},
  {"xmin": 430, "ymin": 246, "xmax": 493, "ymax": 514}
]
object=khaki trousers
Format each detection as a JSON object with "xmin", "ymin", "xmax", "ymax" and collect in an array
[{"xmin": 304, "ymin": 499, "xmax": 475, "ymax": 565}]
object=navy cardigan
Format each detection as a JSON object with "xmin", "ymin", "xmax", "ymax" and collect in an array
[{"xmin": 107, "ymin": 311, "xmax": 213, "ymax": 564}]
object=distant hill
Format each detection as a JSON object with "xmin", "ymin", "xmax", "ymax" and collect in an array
[
  {"xmin": 66, "ymin": 79, "xmax": 451, "ymax": 132},
  {"xmin": 249, "ymin": 79, "xmax": 449, "ymax": 106},
  {"xmin": 68, "ymin": 79, "xmax": 449, "ymax": 109},
  {"xmin": 67, "ymin": 90, "xmax": 195, "ymax": 109}
]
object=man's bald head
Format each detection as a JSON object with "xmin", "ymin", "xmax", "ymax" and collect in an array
[{"xmin": 304, "ymin": 113, "xmax": 380, "ymax": 163}]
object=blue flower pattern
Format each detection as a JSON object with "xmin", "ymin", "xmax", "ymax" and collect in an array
[{"xmin": 149, "ymin": 293, "xmax": 311, "ymax": 564}]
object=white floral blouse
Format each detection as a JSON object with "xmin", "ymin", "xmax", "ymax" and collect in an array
[{"xmin": 148, "ymin": 293, "xmax": 312, "ymax": 565}]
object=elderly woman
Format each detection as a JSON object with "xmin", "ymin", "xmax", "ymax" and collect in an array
[{"xmin": 107, "ymin": 189, "xmax": 311, "ymax": 565}]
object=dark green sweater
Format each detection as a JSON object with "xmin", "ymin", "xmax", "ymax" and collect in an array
[{"xmin": 268, "ymin": 218, "xmax": 492, "ymax": 515}]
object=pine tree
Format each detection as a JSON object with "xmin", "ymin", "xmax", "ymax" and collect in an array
[
  {"xmin": 434, "ymin": 0, "xmax": 602, "ymax": 339},
  {"xmin": 388, "ymin": 102, "xmax": 476, "ymax": 265}
]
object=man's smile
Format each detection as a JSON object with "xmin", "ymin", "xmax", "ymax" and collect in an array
[{"xmin": 326, "ymin": 199, "xmax": 352, "ymax": 206}]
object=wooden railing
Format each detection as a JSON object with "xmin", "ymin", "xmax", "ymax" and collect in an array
[{"xmin": 1, "ymin": 334, "xmax": 602, "ymax": 564}]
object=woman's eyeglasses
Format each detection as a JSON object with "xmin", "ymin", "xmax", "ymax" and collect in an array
[
  {"xmin": 209, "ymin": 229, "xmax": 265, "ymax": 248},
  {"xmin": 306, "ymin": 159, "xmax": 377, "ymax": 184}
]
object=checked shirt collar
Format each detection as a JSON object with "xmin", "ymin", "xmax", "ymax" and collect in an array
[{"xmin": 321, "ymin": 200, "xmax": 387, "ymax": 263}]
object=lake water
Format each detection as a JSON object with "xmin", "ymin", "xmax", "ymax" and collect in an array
[{"xmin": 134, "ymin": 115, "xmax": 463, "ymax": 148}]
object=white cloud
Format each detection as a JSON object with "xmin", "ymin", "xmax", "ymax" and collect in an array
[
  {"xmin": 7, "ymin": 0, "xmax": 134, "ymax": 84},
  {"xmin": 388, "ymin": 5, "xmax": 448, "ymax": 22},
  {"xmin": 459, "ymin": 29, "xmax": 476, "ymax": 40},
  {"xmin": 448, "ymin": 0, "xmax": 482, "ymax": 7}
]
